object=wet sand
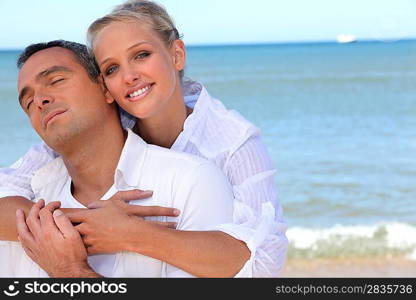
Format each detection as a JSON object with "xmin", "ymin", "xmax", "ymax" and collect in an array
[{"xmin": 281, "ymin": 257, "xmax": 416, "ymax": 277}]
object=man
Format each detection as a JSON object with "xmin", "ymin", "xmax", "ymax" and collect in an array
[{"xmin": 0, "ymin": 40, "xmax": 250, "ymax": 277}]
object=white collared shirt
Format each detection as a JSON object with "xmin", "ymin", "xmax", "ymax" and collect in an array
[
  {"xmin": 0, "ymin": 79, "xmax": 288, "ymax": 277},
  {"xmin": 0, "ymin": 129, "xmax": 234, "ymax": 277}
]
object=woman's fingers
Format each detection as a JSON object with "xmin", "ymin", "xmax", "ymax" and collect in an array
[
  {"xmin": 147, "ymin": 220, "xmax": 178, "ymax": 229},
  {"xmin": 87, "ymin": 200, "xmax": 106, "ymax": 209},
  {"xmin": 127, "ymin": 205, "xmax": 180, "ymax": 217},
  {"xmin": 109, "ymin": 189, "xmax": 153, "ymax": 202}
]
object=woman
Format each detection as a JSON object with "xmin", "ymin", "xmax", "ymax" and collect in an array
[{"xmin": 0, "ymin": 0, "xmax": 287, "ymax": 277}]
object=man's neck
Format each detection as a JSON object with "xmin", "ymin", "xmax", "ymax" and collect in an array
[{"xmin": 60, "ymin": 124, "xmax": 126, "ymax": 207}]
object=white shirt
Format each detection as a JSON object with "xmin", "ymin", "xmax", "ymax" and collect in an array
[
  {"xmin": 0, "ymin": 79, "xmax": 288, "ymax": 277},
  {"xmin": 0, "ymin": 129, "xmax": 234, "ymax": 277}
]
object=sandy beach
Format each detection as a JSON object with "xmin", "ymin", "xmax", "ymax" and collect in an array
[{"xmin": 281, "ymin": 257, "xmax": 416, "ymax": 277}]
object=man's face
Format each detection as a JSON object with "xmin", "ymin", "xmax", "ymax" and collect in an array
[{"xmin": 17, "ymin": 47, "xmax": 110, "ymax": 150}]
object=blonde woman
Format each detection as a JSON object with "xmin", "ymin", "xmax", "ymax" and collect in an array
[{"xmin": 0, "ymin": 0, "xmax": 287, "ymax": 277}]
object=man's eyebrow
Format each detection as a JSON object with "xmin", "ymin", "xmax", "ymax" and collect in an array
[{"xmin": 36, "ymin": 65, "xmax": 73, "ymax": 81}]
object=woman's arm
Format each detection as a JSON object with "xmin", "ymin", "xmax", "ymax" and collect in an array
[
  {"xmin": 0, "ymin": 143, "xmax": 56, "ymax": 241},
  {"xmin": 0, "ymin": 196, "xmax": 33, "ymax": 241},
  {"xmin": 220, "ymin": 134, "xmax": 289, "ymax": 277},
  {"xmin": 131, "ymin": 227, "xmax": 250, "ymax": 278},
  {"xmin": 133, "ymin": 162, "xmax": 251, "ymax": 277}
]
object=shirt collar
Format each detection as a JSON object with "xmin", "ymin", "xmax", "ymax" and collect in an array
[
  {"xmin": 114, "ymin": 129, "xmax": 148, "ymax": 188},
  {"xmin": 171, "ymin": 83, "xmax": 212, "ymax": 151}
]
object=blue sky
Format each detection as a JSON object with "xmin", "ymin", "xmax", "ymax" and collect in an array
[{"xmin": 1, "ymin": 0, "xmax": 415, "ymax": 49}]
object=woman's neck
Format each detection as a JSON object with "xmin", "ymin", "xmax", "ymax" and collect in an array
[{"xmin": 134, "ymin": 88, "xmax": 193, "ymax": 149}]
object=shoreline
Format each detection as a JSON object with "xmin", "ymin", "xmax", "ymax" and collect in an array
[{"xmin": 281, "ymin": 257, "xmax": 416, "ymax": 277}]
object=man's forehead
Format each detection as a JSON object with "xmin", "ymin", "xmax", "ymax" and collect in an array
[
  {"xmin": 18, "ymin": 47, "xmax": 79, "ymax": 84},
  {"xmin": 25, "ymin": 47, "xmax": 77, "ymax": 68}
]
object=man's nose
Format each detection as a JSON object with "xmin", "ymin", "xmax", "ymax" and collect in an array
[{"xmin": 33, "ymin": 94, "xmax": 54, "ymax": 108}]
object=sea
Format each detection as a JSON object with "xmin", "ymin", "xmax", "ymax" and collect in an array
[{"xmin": 1, "ymin": 40, "xmax": 415, "ymax": 260}]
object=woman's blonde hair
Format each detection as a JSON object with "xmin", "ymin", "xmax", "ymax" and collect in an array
[{"xmin": 87, "ymin": 0, "xmax": 183, "ymax": 77}]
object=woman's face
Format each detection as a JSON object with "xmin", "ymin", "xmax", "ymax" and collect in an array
[{"xmin": 93, "ymin": 20, "xmax": 185, "ymax": 119}]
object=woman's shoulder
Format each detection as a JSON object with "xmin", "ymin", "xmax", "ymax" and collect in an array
[{"xmin": 187, "ymin": 86, "xmax": 261, "ymax": 158}]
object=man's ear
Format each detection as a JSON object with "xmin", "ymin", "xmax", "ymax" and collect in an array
[
  {"xmin": 172, "ymin": 39, "xmax": 186, "ymax": 72},
  {"xmin": 98, "ymin": 75, "xmax": 115, "ymax": 104}
]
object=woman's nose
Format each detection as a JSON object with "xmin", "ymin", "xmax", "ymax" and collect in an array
[{"xmin": 123, "ymin": 68, "xmax": 140, "ymax": 85}]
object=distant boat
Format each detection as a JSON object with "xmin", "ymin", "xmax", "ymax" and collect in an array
[{"xmin": 336, "ymin": 34, "xmax": 357, "ymax": 44}]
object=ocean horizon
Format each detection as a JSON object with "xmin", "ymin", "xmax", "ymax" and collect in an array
[
  {"xmin": 1, "ymin": 40, "xmax": 415, "ymax": 260},
  {"xmin": 2, "ymin": 38, "xmax": 416, "ymax": 51}
]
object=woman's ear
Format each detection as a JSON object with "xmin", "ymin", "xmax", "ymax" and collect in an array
[
  {"xmin": 104, "ymin": 89, "xmax": 115, "ymax": 104},
  {"xmin": 99, "ymin": 75, "xmax": 115, "ymax": 104},
  {"xmin": 172, "ymin": 39, "xmax": 186, "ymax": 72}
]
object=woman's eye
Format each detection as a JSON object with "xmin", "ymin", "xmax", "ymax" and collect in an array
[
  {"xmin": 105, "ymin": 65, "xmax": 118, "ymax": 76},
  {"xmin": 135, "ymin": 52, "xmax": 150, "ymax": 60}
]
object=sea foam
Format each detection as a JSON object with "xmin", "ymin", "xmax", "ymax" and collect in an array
[{"xmin": 286, "ymin": 222, "xmax": 416, "ymax": 259}]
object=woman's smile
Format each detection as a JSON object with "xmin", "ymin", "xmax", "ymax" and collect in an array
[{"xmin": 126, "ymin": 83, "xmax": 155, "ymax": 102}]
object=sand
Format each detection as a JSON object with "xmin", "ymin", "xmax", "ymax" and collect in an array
[{"xmin": 281, "ymin": 257, "xmax": 416, "ymax": 277}]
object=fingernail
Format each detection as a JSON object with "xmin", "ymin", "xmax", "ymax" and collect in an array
[
  {"xmin": 173, "ymin": 209, "xmax": 180, "ymax": 216},
  {"xmin": 16, "ymin": 209, "xmax": 21, "ymax": 217},
  {"xmin": 53, "ymin": 209, "xmax": 63, "ymax": 217},
  {"xmin": 144, "ymin": 190, "xmax": 153, "ymax": 195}
]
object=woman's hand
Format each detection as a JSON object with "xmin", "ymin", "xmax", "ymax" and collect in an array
[{"xmin": 66, "ymin": 189, "xmax": 180, "ymax": 254}]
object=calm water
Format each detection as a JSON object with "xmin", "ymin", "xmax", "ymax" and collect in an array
[{"xmin": 1, "ymin": 41, "xmax": 416, "ymax": 258}]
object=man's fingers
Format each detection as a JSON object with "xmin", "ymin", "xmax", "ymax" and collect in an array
[
  {"xmin": 16, "ymin": 209, "xmax": 27, "ymax": 231},
  {"xmin": 16, "ymin": 209, "xmax": 37, "ymax": 249},
  {"xmin": 25, "ymin": 199, "xmax": 45, "ymax": 237},
  {"xmin": 147, "ymin": 220, "xmax": 178, "ymax": 229},
  {"xmin": 39, "ymin": 208, "xmax": 61, "ymax": 237},
  {"xmin": 127, "ymin": 205, "xmax": 180, "ymax": 217},
  {"xmin": 16, "ymin": 209, "xmax": 34, "ymax": 240},
  {"xmin": 53, "ymin": 210, "xmax": 78, "ymax": 240},
  {"xmin": 20, "ymin": 243, "xmax": 35, "ymax": 261},
  {"xmin": 110, "ymin": 189, "xmax": 153, "ymax": 202},
  {"xmin": 43, "ymin": 201, "xmax": 61, "ymax": 213}
]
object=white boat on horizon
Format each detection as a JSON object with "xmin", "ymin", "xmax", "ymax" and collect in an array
[{"xmin": 336, "ymin": 34, "xmax": 357, "ymax": 44}]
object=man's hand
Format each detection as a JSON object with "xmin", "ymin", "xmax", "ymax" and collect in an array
[
  {"xmin": 67, "ymin": 192, "xmax": 180, "ymax": 254},
  {"xmin": 16, "ymin": 199, "xmax": 99, "ymax": 278}
]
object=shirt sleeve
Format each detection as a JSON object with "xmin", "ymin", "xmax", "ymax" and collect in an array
[
  {"xmin": 165, "ymin": 161, "xmax": 234, "ymax": 278},
  {"xmin": 0, "ymin": 143, "xmax": 57, "ymax": 200},
  {"xmin": 214, "ymin": 134, "xmax": 288, "ymax": 277}
]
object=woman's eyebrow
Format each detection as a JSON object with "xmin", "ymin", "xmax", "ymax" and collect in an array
[{"xmin": 99, "ymin": 41, "xmax": 150, "ymax": 68}]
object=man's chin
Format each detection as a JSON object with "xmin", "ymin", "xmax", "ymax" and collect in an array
[{"xmin": 41, "ymin": 128, "xmax": 79, "ymax": 152}]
